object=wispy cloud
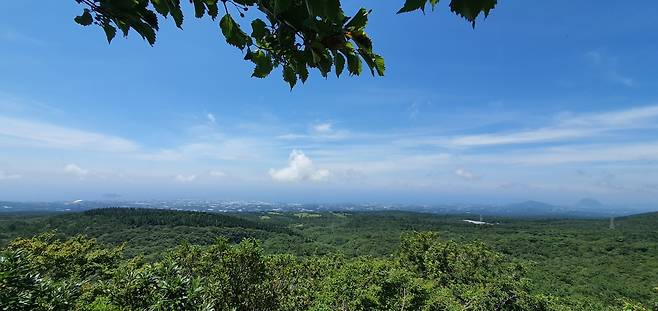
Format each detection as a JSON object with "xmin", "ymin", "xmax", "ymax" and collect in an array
[
  {"xmin": 175, "ymin": 174, "xmax": 197, "ymax": 183},
  {"xmin": 466, "ymin": 142, "xmax": 658, "ymax": 165},
  {"xmin": 0, "ymin": 29, "xmax": 45, "ymax": 46},
  {"xmin": 208, "ymin": 170, "xmax": 226, "ymax": 177},
  {"xmin": 0, "ymin": 171, "xmax": 21, "ymax": 180},
  {"xmin": 449, "ymin": 104, "xmax": 658, "ymax": 147},
  {"xmin": 207, "ymin": 113, "xmax": 216, "ymax": 124},
  {"xmin": 0, "ymin": 116, "xmax": 139, "ymax": 152},
  {"xmin": 586, "ymin": 51, "xmax": 634, "ymax": 87},
  {"xmin": 277, "ymin": 122, "xmax": 351, "ymax": 141}
]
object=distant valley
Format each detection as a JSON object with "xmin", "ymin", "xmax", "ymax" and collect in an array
[{"xmin": 1, "ymin": 198, "xmax": 655, "ymax": 218}]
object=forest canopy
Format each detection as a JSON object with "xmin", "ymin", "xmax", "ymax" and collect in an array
[{"xmin": 1, "ymin": 208, "xmax": 657, "ymax": 310}]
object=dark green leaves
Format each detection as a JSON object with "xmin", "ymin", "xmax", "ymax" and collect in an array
[
  {"xmin": 397, "ymin": 0, "xmax": 496, "ymax": 27},
  {"xmin": 102, "ymin": 24, "xmax": 117, "ymax": 43},
  {"xmin": 72, "ymin": 0, "xmax": 496, "ymax": 88},
  {"xmin": 345, "ymin": 8, "xmax": 370, "ymax": 30},
  {"xmin": 351, "ymin": 31, "xmax": 372, "ymax": 52},
  {"xmin": 373, "ymin": 54, "xmax": 385, "ymax": 76},
  {"xmin": 169, "ymin": 0, "xmax": 184, "ymax": 28},
  {"xmin": 306, "ymin": 0, "xmax": 344, "ymax": 23},
  {"xmin": 151, "ymin": 0, "xmax": 184, "ymax": 27},
  {"xmin": 251, "ymin": 19, "xmax": 269, "ymax": 42},
  {"xmin": 345, "ymin": 51, "xmax": 362, "ymax": 76},
  {"xmin": 220, "ymin": 14, "xmax": 250, "ymax": 49},
  {"xmin": 74, "ymin": 9, "xmax": 93, "ymax": 26},
  {"xmin": 249, "ymin": 50, "xmax": 274, "ymax": 78},
  {"xmin": 397, "ymin": 0, "xmax": 429, "ymax": 14},
  {"xmin": 151, "ymin": 0, "xmax": 170, "ymax": 16},
  {"xmin": 449, "ymin": 0, "xmax": 496, "ymax": 27},
  {"xmin": 191, "ymin": 0, "xmax": 219, "ymax": 19},
  {"xmin": 333, "ymin": 51, "xmax": 345, "ymax": 77},
  {"xmin": 193, "ymin": 0, "xmax": 206, "ymax": 18},
  {"xmin": 283, "ymin": 64, "xmax": 297, "ymax": 89}
]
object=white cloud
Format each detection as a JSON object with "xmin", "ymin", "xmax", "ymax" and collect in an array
[
  {"xmin": 313, "ymin": 122, "xmax": 333, "ymax": 134},
  {"xmin": 136, "ymin": 140, "xmax": 261, "ymax": 162},
  {"xmin": 451, "ymin": 128, "xmax": 591, "ymax": 147},
  {"xmin": 0, "ymin": 116, "xmax": 139, "ymax": 152},
  {"xmin": 0, "ymin": 171, "xmax": 21, "ymax": 180},
  {"xmin": 207, "ymin": 113, "xmax": 216, "ymax": 124},
  {"xmin": 175, "ymin": 174, "xmax": 197, "ymax": 183},
  {"xmin": 454, "ymin": 169, "xmax": 478, "ymax": 180},
  {"xmin": 64, "ymin": 164, "xmax": 88, "ymax": 178},
  {"xmin": 269, "ymin": 150, "xmax": 330, "ymax": 182},
  {"xmin": 209, "ymin": 170, "xmax": 226, "ymax": 177},
  {"xmin": 562, "ymin": 105, "xmax": 658, "ymax": 127}
]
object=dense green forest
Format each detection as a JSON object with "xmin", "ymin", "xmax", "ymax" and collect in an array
[{"xmin": 1, "ymin": 208, "xmax": 657, "ymax": 310}]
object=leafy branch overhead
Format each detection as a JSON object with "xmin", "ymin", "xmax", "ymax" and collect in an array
[{"xmin": 73, "ymin": 0, "xmax": 496, "ymax": 88}]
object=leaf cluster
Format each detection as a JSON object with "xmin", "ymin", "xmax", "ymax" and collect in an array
[{"xmin": 73, "ymin": 0, "xmax": 496, "ymax": 88}]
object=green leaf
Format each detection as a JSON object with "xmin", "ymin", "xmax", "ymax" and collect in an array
[
  {"xmin": 220, "ymin": 14, "xmax": 250, "ymax": 49},
  {"xmin": 115, "ymin": 19, "xmax": 130, "ymax": 37},
  {"xmin": 316, "ymin": 50, "xmax": 333, "ymax": 77},
  {"xmin": 374, "ymin": 54, "xmax": 385, "ymax": 76},
  {"xmin": 345, "ymin": 51, "xmax": 362, "ymax": 76},
  {"xmin": 192, "ymin": 0, "xmax": 206, "ymax": 18},
  {"xmin": 306, "ymin": 0, "xmax": 344, "ymax": 22},
  {"xmin": 397, "ymin": 0, "xmax": 427, "ymax": 14},
  {"xmin": 293, "ymin": 52, "xmax": 310, "ymax": 83},
  {"xmin": 251, "ymin": 50, "xmax": 274, "ymax": 78},
  {"xmin": 169, "ymin": 0, "xmax": 184, "ymax": 28},
  {"xmin": 151, "ymin": 0, "xmax": 170, "ymax": 16},
  {"xmin": 74, "ymin": 9, "xmax": 93, "ymax": 26},
  {"xmin": 102, "ymin": 24, "xmax": 117, "ymax": 43},
  {"xmin": 109, "ymin": 0, "xmax": 138, "ymax": 11},
  {"xmin": 345, "ymin": 8, "xmax": 369, "ymax": 30},
  {"xmin": 333, "ymin": 51, "xmax": 345, "ymax": 77},
  {"xmin": 298, "ymin": 65, "xmax": 309, "ymax": 83},
  {"xmin": 358, "ymin": 49, "xmax": 376, "ymax": 76},
  {"xmin": 449, "ymin": 0, "xmax": 496, "ymax": 27},
  {"xmin": 351, "ymin": 31, "xmax": 372, "ymax": 52},
  {"xmin": 140, "ymin": 8, "xmax": 159, "ymax": 30},
  {"xmin": 273, "ymin": 0, "xmax": 293, "ymax": 15},
  {"xmin": 132, "ymin": 20, "xmax": 157, "ymax": 45},
  {"xmin": 206, "ymin": 1, "xmax": 219, "ymax": 19},
  {"xmin": 251, "ymin": 19, "xmax": 269, "ymax": 41},
  {"xmin": 283, "ymin": 64, "xmax": 297, "ymax": 89}
]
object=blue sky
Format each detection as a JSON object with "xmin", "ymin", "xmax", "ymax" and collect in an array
[{"xmin": 1, "ymin": 1, "xmax": 658, "ymax": 205}]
